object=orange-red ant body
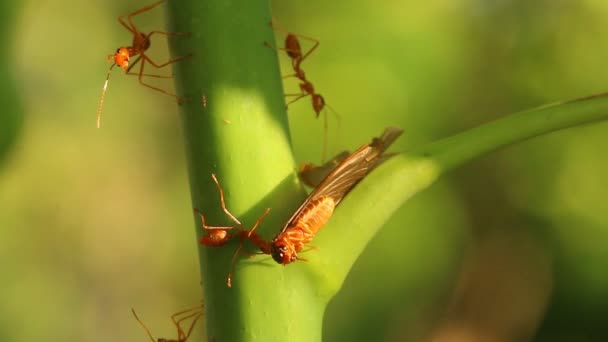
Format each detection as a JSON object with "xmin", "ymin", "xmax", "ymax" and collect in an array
[
  {"xmin": 97, "ymin": 0, "xmax": 192, "ymax": 128},
  {"xmin": 132, "ymin": 304, "xmax": 203, "ymax": 342},
  {"xmin": 197, "ymin": 127, "xmax": 403, "ymax": 286}
]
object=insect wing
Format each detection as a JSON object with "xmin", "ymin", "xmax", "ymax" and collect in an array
[
  {"xmin": 281, "ymin": 127, "xmax": 403, "ymax": 234},
  {"xmin": 298, "ymin": 151, "xmax": 350, "ymax": 188}
]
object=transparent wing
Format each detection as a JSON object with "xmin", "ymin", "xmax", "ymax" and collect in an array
[{"xmin": 279, "ymin": 127, "xmax": 403, "ymax": 234}]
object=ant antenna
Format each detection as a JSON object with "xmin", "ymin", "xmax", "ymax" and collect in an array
[
  {"xmin": 97, "ymin": 63, "xmax": 116, "ymax": 128},
  {"xmin": 321, "ymin": 102, "xmax": 341, "ymax": 162},
  {"xmin": 131, "ymin": 308, "xmax": 157, "ymax": 342}
]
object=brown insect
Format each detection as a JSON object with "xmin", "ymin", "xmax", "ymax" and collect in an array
[
  {"xmin": 197, "ymin": 127, "xmax": 403, "ymax": 286},
  {"xmin": 131, "ymin": 304, "xmax": 203, "ymax": 342},
  {"xmin": 96, "ymin": 0, "xmax": 192, "ymax": 128}
]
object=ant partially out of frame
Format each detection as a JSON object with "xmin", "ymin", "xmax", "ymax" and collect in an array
[
  {"xmin": 131, "ymin": 304, "xmax": 203, "ymax": 342},
  {"xmin": 96, "ymin": 0, "xmax": 192, "ymax": 128}
]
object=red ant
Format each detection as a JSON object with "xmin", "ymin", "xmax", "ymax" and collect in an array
[
  {"xmin": 96, "ymin": 0, "xmax": 192, "ymax": 128},
  {"xmin": 264, "ymin": 19, "xmax": 337, "ymax": 161},
  {"xmin": 196, "ymin": 127, "xmax": 403, "ymax": 286},
  {"xmin": 195, "ymin": 174, "xmax": 270, "ymax": 287},
  {"xmin": 131, "ymin": 304, "xmax": 203, "ymax": 342}
]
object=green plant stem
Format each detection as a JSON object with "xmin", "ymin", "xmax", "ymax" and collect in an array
[
  {"xmin": 416, "ymin": 94, "xmax": 608, "ymax": 172},
  {"xmin": 165, "ymin": 0, "xmax": 608, "ymax": 340},
  {"xmin": 315, "ymin": 93, "xmax": 608, "ymax": 285},
  {"xmin": 166, "ymin": 1, "xmax": 317, "ymax": 341}
]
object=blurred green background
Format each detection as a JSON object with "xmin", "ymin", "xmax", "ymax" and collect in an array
[{"xmin": 1, "ymin": 0, "xmax": 608, "ymax": 341}]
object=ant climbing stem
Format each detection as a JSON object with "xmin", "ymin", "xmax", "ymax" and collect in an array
[
  {"xmin": 264, "ymin": 19, "xmax": 338, "ymax": 161},
  {"xmin": 96, "ymin": 0, "xmax": 192, "ymax": 128}
]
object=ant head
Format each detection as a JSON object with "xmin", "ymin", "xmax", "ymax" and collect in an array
[
  {"xmin": 111, "ymin": 47, "xmax": 131, "ymax": 71},
  {"xmin": 270, "ymin": 241, "xmax": 297, "ymax": 264}
]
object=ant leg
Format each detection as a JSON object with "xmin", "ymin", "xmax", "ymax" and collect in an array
[
  {"xmin": 126, "ymin": 55, "xmax": 142, "ymax": 74},
  {"xmin": 294, "ymin": 33, "xmax": 319, "ymax": 63},
  {"xmin": 128, "ymin": 73, "xmax": 173, "ymax": 79},
  {"xmin": 226, "ymin": 208, "xmax": 271, "ymax": 287},
  {"xmin": 322, "ymin": 107, "xmax": 328, "ymax": 162},
  {"xmin": 134, "ymin": 57, "xmax": 185, "ymax": 100},
  {"xmin": 196, "ymin": 174, "xmax": 255, "ymax": 247},
  {"xmin": 196, "ymin": 173, "xmax": 257, "ymax": 247},
  {"xmin": 118, "ymin": 0, "xmax": 167, "ymax": 35},
  {"xmin": 194, "ymin": 208, "xmax": 236, "ymax": 232},
  {"xmin": 144, "ymin": 31, "xmax": 193, "ymax": 69},
  {"xmin": 282, "ymin": 73, "xmax": 298, "ymax": 79},
  {"xmin": 147, "ymin": 30, "xmax": 192, "ymax": 38},
  {"xmin": 131, "ymin": 308, "xmax": 157, "ymax": 342},
  {"xmin": 322, "ymin": 103, "xmax": 341, "ymax": 162},
  {"xmin": 245, "ymin": 208, "xmax": 271, "ymax": 247},
  {"xmin": 126, "ymin": 56, "xmax": 173, "ymax": 78},
  {"xmin": 136, "ymin": 58, "xmax": 173, "ymax": 95},
  {"xmin": 284, "ymin": 93, "xmax": 309, "ymax": 107},
  {"xmin": 182, "ymin": 311, "xmax": 204, "ymax": 340},
  {"xmin": 209, "ymin": 174, "xmax": 245, "ymax": 227},
  {"xmin": 263, "ymin": 40, "xmax": 300, "ymax": 57},
  {"xmin": 194, "ymin": 208, "xmax": 239, "ymax": 247},
  {"xmin": 171, "ymin": 305, "xmax": 204, "ymax": 339},
  {"xmin": 142, "ymin": 53, "xmax": 192, "ymax": 68},
  {"xmin": 324, "ymin": 103, "xmax": 341, "ymax": 122},
  {"xmin": 141, "ymin": 53, "xmax": 193, "ymax": 69},
  {"xmin": 171, "ymin": 304, "xmax": 203, "ymax": 323},
  {"xmin": 264, "ymin": 19, "xmax": 299, "ymax": 54}
]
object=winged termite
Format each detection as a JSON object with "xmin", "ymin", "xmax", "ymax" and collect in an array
[{"xmin": 197, "ymin": 127, "xmax": 403, "ymax": 286}]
